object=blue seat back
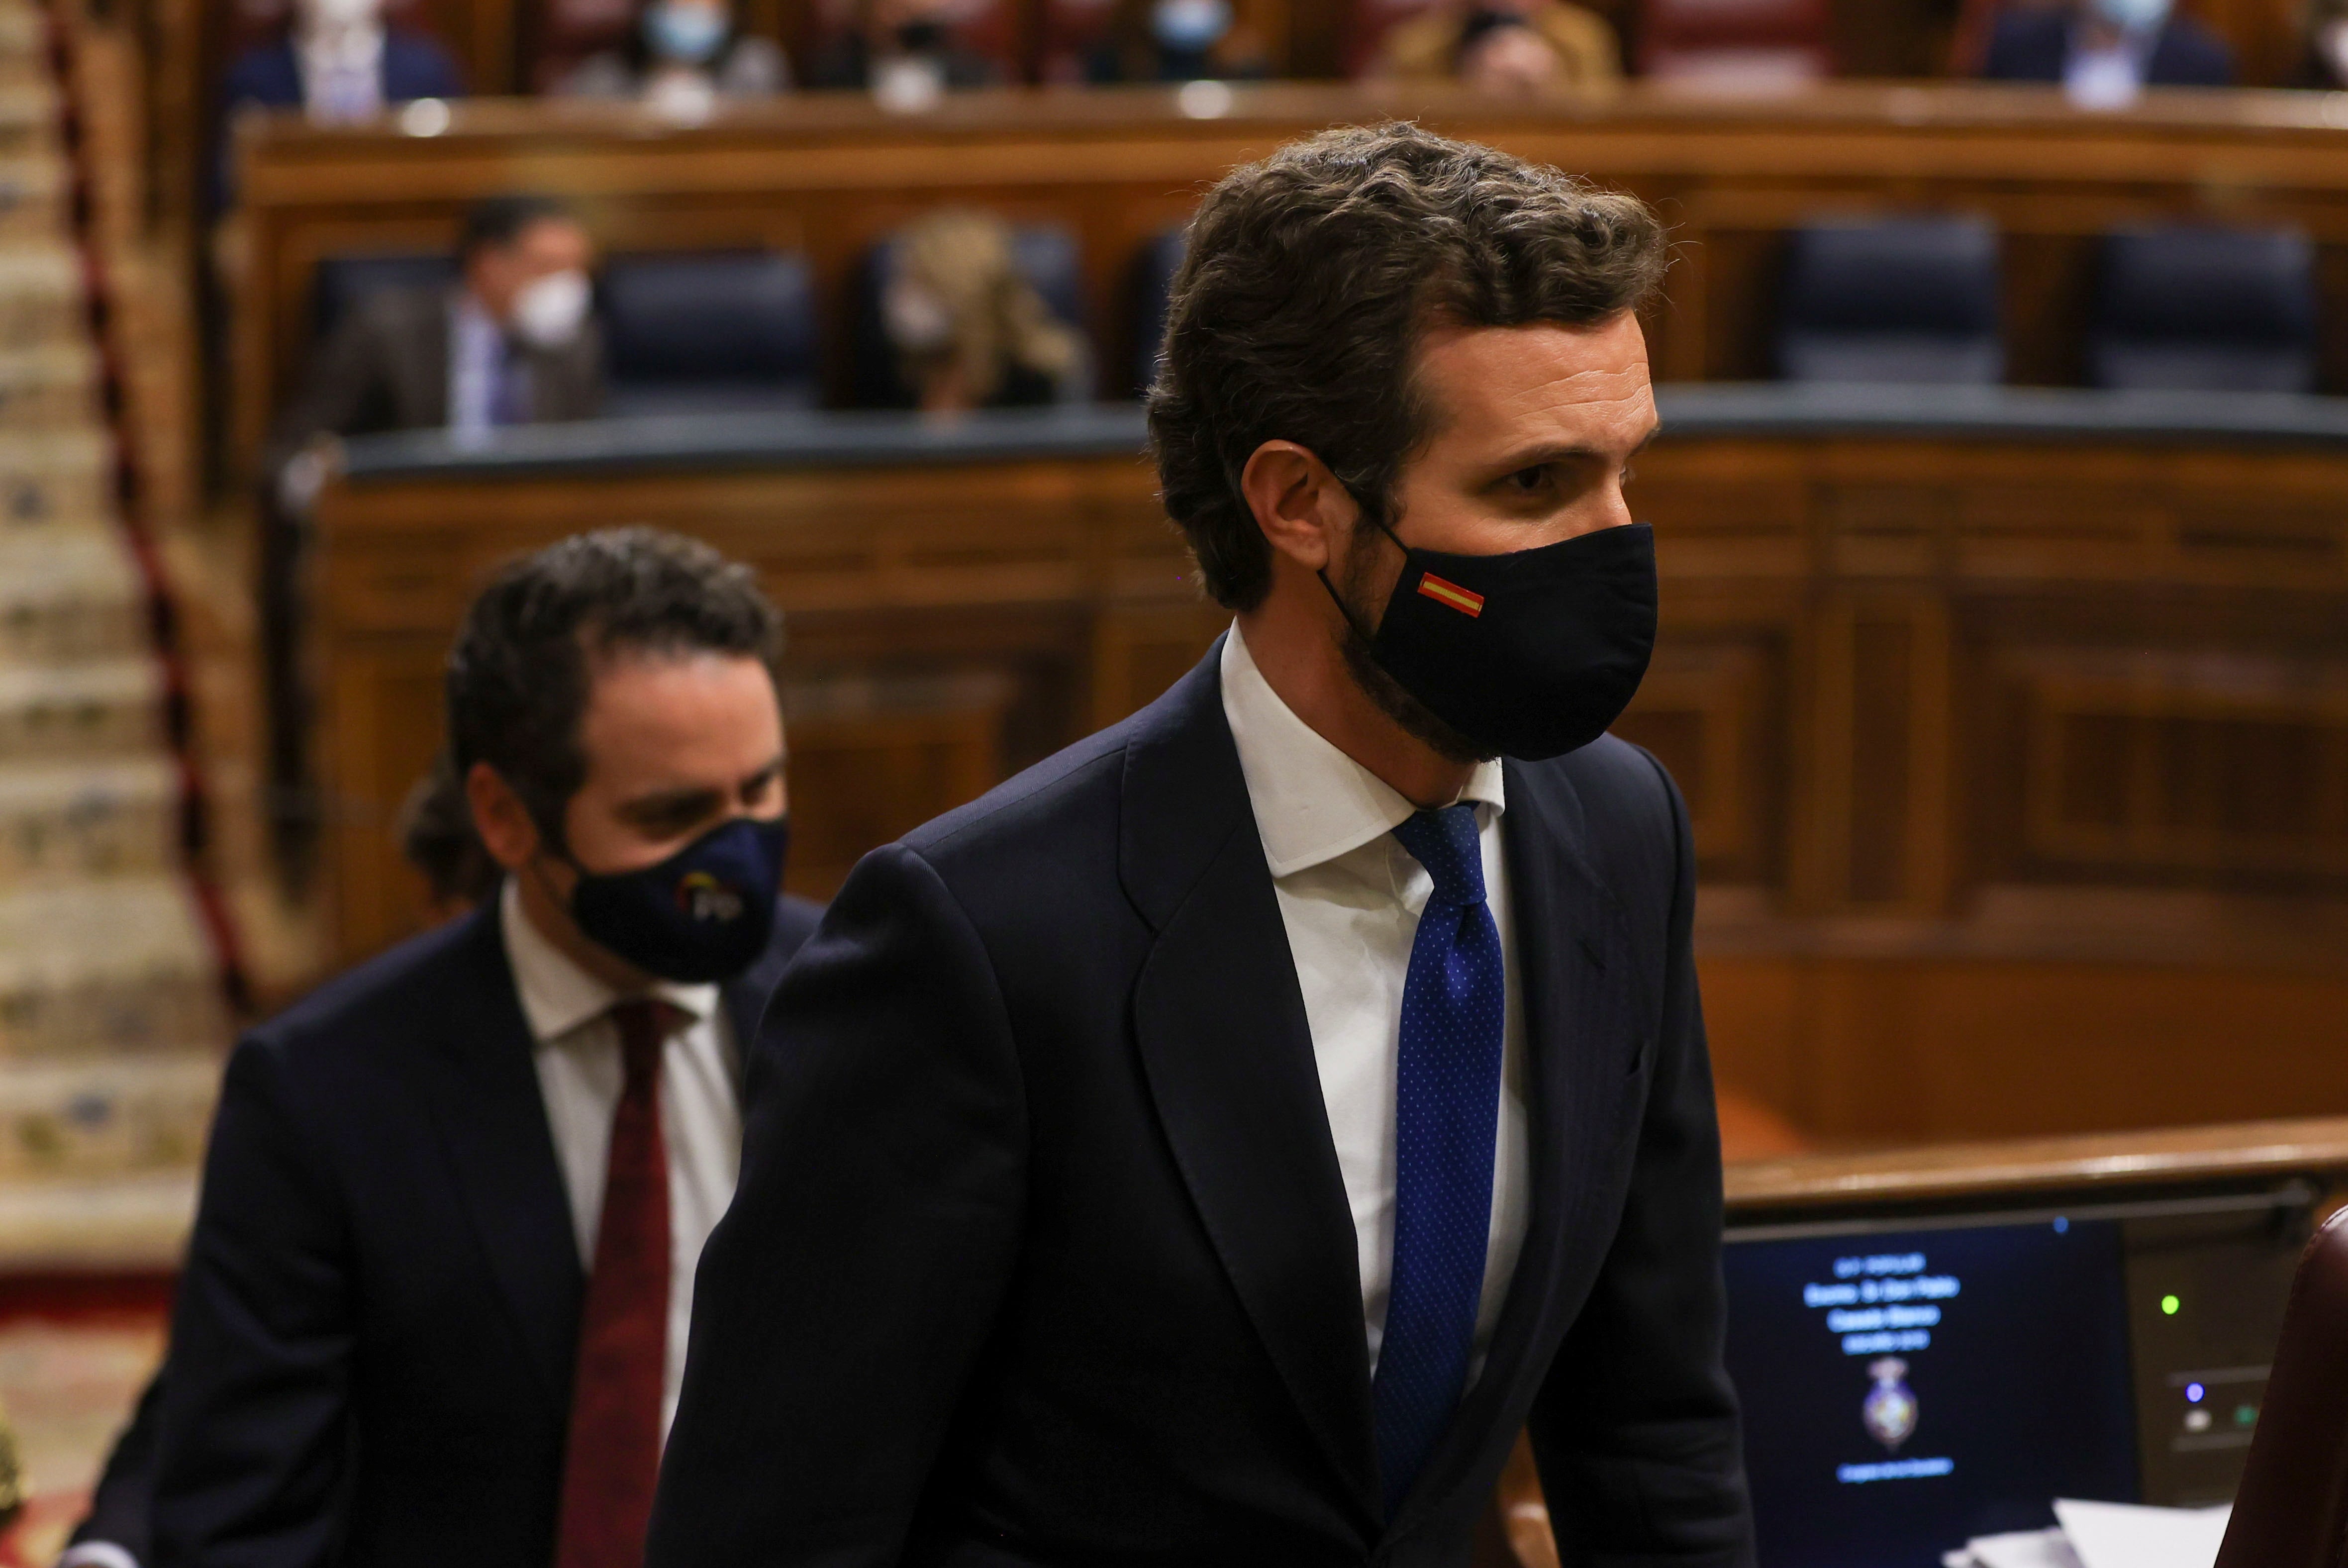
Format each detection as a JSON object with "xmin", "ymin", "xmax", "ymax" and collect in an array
[
  {"xmin": 311, "ymin": 252, "xmax": 458, "ymax": 340},
  {"xmin": 851, "ymin": 222, "xmax": 1088, "ymax": 407},
  {"xmin": 1131, "ymin": 226, "xmax": 1188, "ymax": 396},
  {"xmin": 2089, "ymin": 225, "xmax": 2318, "ymax": 394},
  {"xmin": 1776, "ymin": 215, "xmax": 2003, "ymax": 385},
  {"xmin": 599, "ymin": 250, "xmax": 820, "ymax": 415}
]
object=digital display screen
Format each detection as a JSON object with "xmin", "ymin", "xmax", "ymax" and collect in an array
[{"xmin": 1725, "ymin": 1218, "xmax": 2140, "ymax": 1568}]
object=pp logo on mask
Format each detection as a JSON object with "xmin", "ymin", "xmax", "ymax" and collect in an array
[
  {"xmin": 675, "ymin": 870, "xmax": 746, "ymax": 924},
  {"xmin": 1415, "ymin": 572, "xmax": 1485, "ymax": 618}
]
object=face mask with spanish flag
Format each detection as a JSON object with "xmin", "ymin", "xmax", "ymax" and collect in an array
[{"xmin": 1327, "ymin": 517, "xmax": 1657, "ymax": 762}]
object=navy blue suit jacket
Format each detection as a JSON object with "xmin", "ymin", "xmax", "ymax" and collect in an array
[
  {"xmin": 1981, "ymin": 8, "xmax": 2234, "ymax": 86},
  {"xmin": 650, "ymin": 644, "xmax": 1752, "ymax": 1568},
  {"xmin": 131, "ymin": 893, "xmax": 820, "ymax": 1568},
  {"xmin": 218, "ymin": 31, "xmax": 466, "ymax": 109}
]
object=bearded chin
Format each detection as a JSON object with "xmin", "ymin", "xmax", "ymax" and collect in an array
[{"xmin": 1331, "ymin": 534, "xmax": 1496, "ymax": 768}]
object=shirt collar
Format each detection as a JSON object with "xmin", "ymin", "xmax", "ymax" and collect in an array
[
  {"xmin": 1219, "ymin": 621, "xmax": 1504, "ymax": 881},
  {"xmin": 498, "ymin": 875, "xmax": 718, "ymax": 1044}
]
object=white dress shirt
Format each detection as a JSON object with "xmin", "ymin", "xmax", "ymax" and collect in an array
[
  {"xmin": 499, "ymin": 877, "xmax": 744, "ymax": 1438},
  {"xmin": 294, "ymin": 22, "xmax": 386, "ymax": 123},
  {"xmin": 1219, "ymin": 624, "xmax": 1531, "ymax": 1379},
  {"xmin": 2064, "ymin": 23, "xmax": 2156, "ymax": 108}
]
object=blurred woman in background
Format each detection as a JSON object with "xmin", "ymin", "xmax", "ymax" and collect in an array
[{"xmin": 880, "ymin": 210, "xmax": 1086, "ymax": 413}]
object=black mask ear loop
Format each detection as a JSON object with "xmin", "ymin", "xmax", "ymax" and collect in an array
[
  {"xmin": 1315, "ymin": 507, "xmax": 1406, "ymax": 645},
  {"xmin": 514, "ymin": 795, "xmax": 584, "ymax": 914}
]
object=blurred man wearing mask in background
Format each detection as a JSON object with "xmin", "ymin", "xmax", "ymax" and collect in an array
[
  {"xmin": 211, "ymin": 0, "xmax": 466, "ymax": 206},
  {"xmin": 259, "ymin": 196, "xmax": 603, "ymax": 877},
  {"xmin": 1982, "ymin": 0, "xmax": 2232, "ymax": 106},
  {"xmin": 553, "ymin": 0, "xmax": 789, "ymax": 122},
  {"xmin": 123, "ymin": 529, "xmax": 818, "ymax": 1568},
  {"xmin": 219, "ymin": 0, "xmax": 466, "ymax": 125},
  {"xmin": 271, "ymin": 193, "xmax": 603, "ymax": 475},
  {"xmin": 807, "ymin": 0, "xmax": 1004, "ymax": 108},
  {"xmin": 1369, "ymin": 0, "xmax": 1619, "ymax": 93}
]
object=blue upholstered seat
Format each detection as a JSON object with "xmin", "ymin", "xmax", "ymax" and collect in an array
[
  {"xmin": 1130, "ymin": 227, "xmax": 1188, "ymax": 397},
  {"xmin": 1775, "ymin": 216, "xmax": 2004, "ymax": 386},
  {"xmin": 599, "ymin": 250, "xmax": 820, "ymax": 415},
  {"xmin": 2089, "ymin": 225, "xmax": 2319, "ymax": 394}
]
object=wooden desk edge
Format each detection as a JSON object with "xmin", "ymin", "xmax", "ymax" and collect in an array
[{"xmin": 1726, "ymin": 1116, "xmax": 2348, "ymax": 1213}]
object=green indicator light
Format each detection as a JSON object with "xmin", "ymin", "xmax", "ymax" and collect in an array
[
  {"xmin": 2235, "ymin": 1404, "xmax": 2258, "ymax": 1428},
  {"xmin": 2160, "ymin": 1294, "xmax": 2181, "ymax": 1316}
]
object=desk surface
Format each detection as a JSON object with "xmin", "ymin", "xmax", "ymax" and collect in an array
[
  {"xmin": 243, "ymin": 80, "xmax": 2348, "ymax": 160},
  {"xmin": 334, "ymin": 387, "xmax": 2348, "ymax": 482},
  {"xmin": 1727, "ymin": 1117, "xmax": 2348, "ymax": 1216}
]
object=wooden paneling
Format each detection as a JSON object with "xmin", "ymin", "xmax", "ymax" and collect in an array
[
  {"xmin": 229, "ymin": 85, "xmax": 2348, "ymax": 474},
  {"xmin": 1704, "ymin": 951, "xmax": 2348, "ymax": 1145},
  {"xmin": 306, "ymin": 415, "xmax": 2348, "ymax": 1145}
]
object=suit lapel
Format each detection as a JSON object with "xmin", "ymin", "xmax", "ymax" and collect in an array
[
  {"xmin": 422, "ymin": 907, "xmax": 585, "ymax": 1413},
  {"xmin": 410, "ymin": 293, "xmax": 455, "ymax": 427},
  {"xmin": 1123, "ymin": 644, "xmax": 1383, "ymax": 1527},
  {"xmin": 1386, "ymin": 758, "xmax": 1647, "ymax": 1537}
]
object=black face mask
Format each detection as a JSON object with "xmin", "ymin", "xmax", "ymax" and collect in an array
[
  {"xmin": 563, "ymin": 815, "xmax": 790, "ymax": 984},
  {"xmin": 1326, "ymin": 520, "xmax": 1658, "ymax": 762}
]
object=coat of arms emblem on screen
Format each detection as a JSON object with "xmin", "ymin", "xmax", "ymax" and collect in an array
[{"xmin": 1862, "ymin": 1357, "xmax": 1919, "ymax": 1452}]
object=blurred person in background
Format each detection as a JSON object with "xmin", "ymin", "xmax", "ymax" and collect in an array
[
  {"xmin": 553, "ymin": 0, "xmax": 789, "ymax": 119},
  {"xmin": 1369, "ymin": 0, "xmax": 1619, "ymax": 91},
  {"xmin": 130, "ymin": 530, "xmax": 819, "ymax": 1568},
  {"xmin": 880, "ymin": 209, "xmax": 1086, "ymax": 412},
  {"xmin": 805, "ymin": 0, "xmax": 1004, "ymax": 104},
  {"xmin": 259, "ymin": 195, "xmax": 604, "ymax": 871},
  {"xmin": 399, "ymin": 752, "xmax": 506, "ymax": 919},
  {"xmin": 1981, "ymin": 0, "xmax": 2232, "ymax": 106},
  {"xmin": 271, "ymin": 195, "xmax": 603, "ymax": 481},
  {"xmin": 2295, "ymin": 0, "xmax": 2348, "ymax": 86},
  {"xmin": 1083, "ymin": 0, "xmax": 1271, "ymax": 84},
  {"xmin": 213, "ymin": 0, "xmax": 465, "ymax": 206}
]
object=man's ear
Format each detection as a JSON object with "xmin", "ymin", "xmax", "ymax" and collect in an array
[
  {"xmin": 466, "ymin": 761, "xmax": 541, "ymax": 873},
  {"xmin": 1240, "ymin": 440, "xmax": 1360, "ymax": 574}
]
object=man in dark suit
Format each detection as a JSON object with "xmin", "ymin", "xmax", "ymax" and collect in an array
[
  {"xmin": 271, "ymin": 194, "xmax": 605, "ymax": 464},
  {"xmin": 1981, "ymin": 0, "xmax": 2233, "ymax": 96},
  {"xmin": 87, "ymin": 529, "xmax": 816, "ymax": 1568},
  {"xmin": 651, "ymin": 123, "xmax": 1752, "ymax": 1567},
  {"xmin": 260, "ymin": 195, "xmax": 604, "ymax": 876}
]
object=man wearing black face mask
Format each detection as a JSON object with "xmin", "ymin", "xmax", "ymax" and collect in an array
[
  {"xmin": 653, "ymin": 124, "xmax": 1752, "ymax": 1567},
  {"xmin": 144, "ymin": 528, "xmax": 818, "ymax": 1568}
]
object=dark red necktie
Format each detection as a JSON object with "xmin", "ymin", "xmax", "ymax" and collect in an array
[{"xmin": 554, "ymin": 999, "xmax": 678, "ymax": 1568}]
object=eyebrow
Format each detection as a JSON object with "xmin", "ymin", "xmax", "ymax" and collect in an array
[
  {"xmin": 614, "ymin": 754, "xmax": 785, "ymax": 824},
  {"xmin": 1489, "ymin": 421, "xmax": 1663, "ymax": 476}
]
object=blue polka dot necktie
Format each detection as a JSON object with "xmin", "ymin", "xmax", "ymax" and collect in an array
[{"xmin": 1374, "ymin": 803, "xmax": 1507, "ymax": 1519}]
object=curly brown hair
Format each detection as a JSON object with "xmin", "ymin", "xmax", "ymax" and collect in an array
[{"xmin": 1147, "ymin": 122, "xmax": 1665, "ymax": 611}]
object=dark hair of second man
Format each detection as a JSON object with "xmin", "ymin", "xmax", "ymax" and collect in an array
[
  {"xmin": 445, "ymin": 527, "xmax": 784, "ymax": 849},
  {"xmin": 457, "ymin": 194, "xmax": 578, "ymax": 262},
  {"xmin": 1146, "ymin": 122, "xmax": 1666, "ymax": 612}
]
